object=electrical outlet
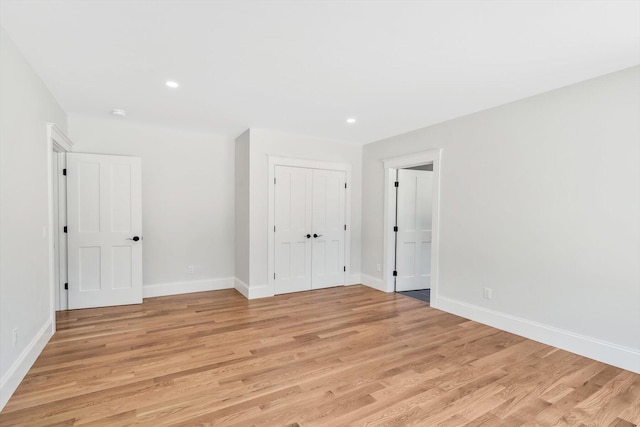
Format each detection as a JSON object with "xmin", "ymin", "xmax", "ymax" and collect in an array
[
  {"xmin": 12, "ymin": 328, "xmax": 18, "ymax": 347},
  {"xmin": 187, "ymin": 265, "xmax": 195, "ymax": 274},
  {"xmin": 483, "ymin": 287, "xmax": 492, "ymax": 300}
]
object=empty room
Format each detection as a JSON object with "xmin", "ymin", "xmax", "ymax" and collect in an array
[{"xmin": 1, "ymin": 1, "xmax": 639, "ymax": 425}]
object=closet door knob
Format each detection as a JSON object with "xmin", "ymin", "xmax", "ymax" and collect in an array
[
  {"xmin": 313, "ymin": 234, "xmax": 323, "ymax": 238},
  {"xmin": 305, "ymin": 234, "xmax": 311, "ymax": 238},
  {"xmin": 127, "ymin": 236, "xmax": 141, "ymax": 242}
]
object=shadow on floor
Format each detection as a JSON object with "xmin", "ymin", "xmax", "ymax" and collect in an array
[{"xmin": 398, "ymin": 289, "xmax": 430, "ymax": 303}]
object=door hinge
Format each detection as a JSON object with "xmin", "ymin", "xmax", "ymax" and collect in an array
[
  {"xmin": 274, "ymin": 226, "xmax": 276, "ymax": 232},
  {"xmin": 64, "ymin": 283, "xmax": 68, "ymax": 290},
  {"xmin": 274, "ymin": 273, "xmax": 276, "ymax": 279},
  {"xmin": 393, "ymin": 226, "xmax": 398, "ymax": 232},
  {"xmin": 344, "ymin": 266, "xmax": 346, "ymax": 272},
  {"xmin": 274, "ymin": 177, "xmax": 276, "ymax": 184},
  {"xmin": 63, "ymin": 226, "xmax": 67, "ymax": 233},
  {"xmin": 63, "ymin": 168, "xmax": 67, "ymax": 176},
  {"xmin": 345, "ymin": 183, "xmax": 347, "ymax": 189},
  {"xmin": 393, "ymin": 270, "xmax": 398, "ymax": 277},
  {"xmin": 344, "ymin": 224, "xmax": 347, "ymax": 230},
  {"xmin": 394, "ymin": 181, "xmax": 399, "ymax": 187}
]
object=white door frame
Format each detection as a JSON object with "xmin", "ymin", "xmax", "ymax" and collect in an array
[
  {"xmin": 268, "ymin": 156, "xmax": 352, "ymax": 296},
  {"xmin": 382, "ymin": 149, "xmax": 442, "ymax": 304},
  {"xmin": 47, "ymin": 124, "xmax": 73, "ymax": 329}
]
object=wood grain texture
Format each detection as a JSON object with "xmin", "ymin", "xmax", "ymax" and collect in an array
[{"xmin": 1, "ymin": 286, "xmax": 638, "ymax": 426}]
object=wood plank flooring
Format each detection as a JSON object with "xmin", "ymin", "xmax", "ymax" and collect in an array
[{"xmin": 1, "ymin": 285, "xmax": 638, "ymax": 426}]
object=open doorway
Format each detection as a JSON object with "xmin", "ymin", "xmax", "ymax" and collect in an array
[
  {"xmin": 394, "ymin": 163, "xmax": 433, "ymax": 303},
  {"xmin": 382, "ymin": 149, "xmax": 441, "ymax": 306}
]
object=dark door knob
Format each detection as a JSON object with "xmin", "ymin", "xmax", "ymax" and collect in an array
[
  {"xmin": 127, "ymin": 236, "xmax": 140, "ymax": 241},
  {"xmin": 305, "ymin": 234, "xmax": 311, "ymax": 238},
  {"xmin": 313, "ymin": 234, "xmax": 323, "ymax": 238}
]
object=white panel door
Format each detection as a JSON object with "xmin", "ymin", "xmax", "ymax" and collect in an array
[
  {"xmin": 311, "ymin": 169, "xmax": 346, "ymax": 289},
  {"xmin": 396, "ymin": 169, "xmax": 433, "ymax": 292},
  {"xmin": 274, "ymin": 166, "xmax": 313, "ymax": 294},
  {"xmin": 67, "ymin": 153, "xmax": 142, "ymax": 309}
]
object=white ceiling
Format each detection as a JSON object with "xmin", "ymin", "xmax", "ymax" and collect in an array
[{"xmin": 1, "ymin": 1, "xmax": 639, "ymax": 144}]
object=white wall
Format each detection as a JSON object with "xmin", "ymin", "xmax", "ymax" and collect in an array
[
  {"xmin": 69, "ymin": 116, "xmax": 235, "ymax": 297},
  {"xmin": 240, "ymin": 128, "xmax": 362, "ymax": 297},
  {"xmin": 362, "ymin": 66, "xmax": 640, "ymax": 372},
  {"xmin": 0, "ymin": 28, "xmax": 67, "ymax": 409},
  {"xmin": 234, "ymin": 129, "xmax": 250, "ymax": 287}
]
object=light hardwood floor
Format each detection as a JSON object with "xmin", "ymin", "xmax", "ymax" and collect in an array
[{"xmin": 1, "ymin": 285, "xmax": 638, "ymax": 426}]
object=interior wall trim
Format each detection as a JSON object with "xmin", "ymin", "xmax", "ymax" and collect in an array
[
  {"xmin": 434, "ymin": 295, "xmax": 640, "ymax": 374},
  {"xmin": 0, "ymin": 320, "xmax": 53, "ymax": 411}
]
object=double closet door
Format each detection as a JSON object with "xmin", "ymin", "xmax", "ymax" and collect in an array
[{"xmin": 274, "ymin": 165, "xmax": 346, "ymax": 295}]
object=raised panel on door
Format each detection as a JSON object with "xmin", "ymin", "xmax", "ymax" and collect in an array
[
  {"xmin": 67, "ymin": 153, "xmax": 142, "ymax": 309},
  {"xmin": 396, "ymin": 169, "xmax": 433, "ymax": 292},
  {"xmin": 311, "ymin": 169, "xmax": 346, "ymax": 289},
  {"xmin": 274, "ymin": 166, "xmax": 313, "ymax": 294}
]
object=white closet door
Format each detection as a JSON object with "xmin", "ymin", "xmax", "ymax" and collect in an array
[
  {"xmin": 274, "ymin": 166, "xmax": 313, "ymax": 294},
  {"xmin": 396, "ymin": 169, "xmax": 433, "ymax": 292},
  {"xmin": 311, "ymin": 169, "xmax": 346, "ymax": 289},
  {"xmin": 67, "ymin": 153, "xmax": 142, "ymax": 309}
]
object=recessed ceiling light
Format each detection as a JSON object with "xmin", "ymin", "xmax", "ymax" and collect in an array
[
  {"xmin": 111, "ymin": 109, "xmax": 126, "ymax": 117},
  {"xmin": 166, "ymin": 80, "xmax": 179, "ymax": 88},
  {"xmin": 346, "ymin": 118, "xmax": 356, "ymax": 124}
]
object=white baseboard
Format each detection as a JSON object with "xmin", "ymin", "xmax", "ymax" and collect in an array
[
  {"xmin": 433, "ymin": 296, "xmax": 640, "ymax": 374},
  {"xmin": 234, "ymin": 278, "xmax": 249, "ymax": 298},
  {"xmin": 248, "ymin": 283, "xmax": 274, "ymax": 299},
  {"xmin": 238, "ymin": 275, "xmax": 363, "ymax": 297},
  {"xmin": 233, "ymin": 279, "xmax": 274, "ymax": 299},
  {"xmin": 143, "ymin": 278, "xmax": 234, "ymax": 298},
  {"xmin": 347, "ymin": 273, "xmax": 362, "ymax": 285},
  {"xmin": 361, "ymin": 274, "xmax": 389, "ymax": 292},
  {"xmin": 0, "ymin": 319, "xmax": 53, "ymax": 411}
]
